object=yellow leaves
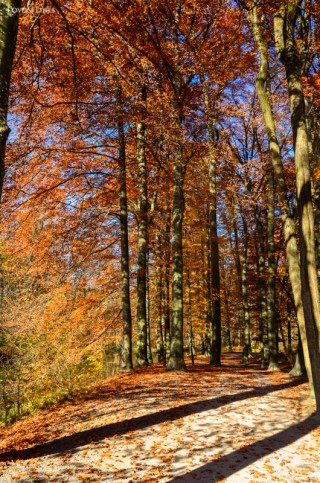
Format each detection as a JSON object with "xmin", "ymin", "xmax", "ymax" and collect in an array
[
  {"xmin": 159, "ymin": 454, "xmax": 174, "ymax": 463},
  {"xmin": 263, "ymin": 463, "xmax": 275, "ymax": 474},
  {"xmin": 101, "ymin": 452, "xmax": 112, "ymax": 458}
]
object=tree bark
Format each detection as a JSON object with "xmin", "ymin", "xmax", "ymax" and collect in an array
[
  {"xmin": 267, "ymin": 171, "xmax": 280, "ymax": 371},
  {"xmin": 167, "ymin": 144, "xmax": 186, "ymax": 371},
  {"xmin": 186, "ymin": 260, "xmax": 194, "ymax": 365},
  {"xmin": 202, "ymin": 80, "xmax": 221, "ymax": 367},
  {"xmin": 164, "ymin": 216, "xmax": 171, "ymax": 365},
  {"xmin": 274, "ymin": 1, "xmax": 320, "ymax": 409},
  {"xmin": 136, "ymin": 86, "xmax": 148, "ymax": 367},
  {"xmin": 241, "ymin": 215, "xmax": 251, "ymax": 364},
  {"xmin": 247, "ymin": 1, "xmax": 314, "ymax": 390},
  {"xmin": 117, "ymin": 83, "xmax": 133, "ymax": 372},
  {"xmin": 156, "ymin": 258, "xmax": 165, "ymax": 364},
  {"xmin": 290, "ymin": 329, "xmax": 306, "ymax": 376},
  {"xmin": 254, "ymin": 205, "xmax": 268, "ymax": 368},
  {"xmin": 146, "ymin": 243, "xmax": 153, "ymax": 364},
  {"xmin": 0, "ymin": 0, "xmax": 21, "ymax": 198}
]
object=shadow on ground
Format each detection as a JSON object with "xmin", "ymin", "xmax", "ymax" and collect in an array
[
  {"xmin": 0, "ymin": 377, "xmax": 305, "ymax": 463},
  {"xmin": 167, "ymin": 413, "xmax": 320, "ymax": 482}
]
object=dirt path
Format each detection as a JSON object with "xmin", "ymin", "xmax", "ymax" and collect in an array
[{"xmin": 0, "ymin": 354, "xmax": 319, "ymax": 482}]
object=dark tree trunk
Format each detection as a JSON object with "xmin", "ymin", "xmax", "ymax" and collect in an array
[
  {"xmin": 136, "ymin": 85, "xmax": 149, "ymax": 367},
  {"xmin": 117, "ymin": 83, "xmax": 133, "ymax": 372},
  {"xmin": 0, "ymin": 1, "xmax": 21, "ymax": 198},
  {"xmin": 202, "ymin": 80, "xmax": 221, "ymax": 367}
]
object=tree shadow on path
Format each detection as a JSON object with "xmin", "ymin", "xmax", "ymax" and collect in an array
[
  {"xmin": 0, "ymin": 377, "xmax": 305, "ymax": 463},
  {"xmin": 167, "ymin": 413, "xmax": 320, "ymax": 482}
]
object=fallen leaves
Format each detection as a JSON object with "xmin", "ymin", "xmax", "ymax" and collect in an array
[{"xmin": 0, "ymin": 354, "xmax": 319, "ymax": 482}]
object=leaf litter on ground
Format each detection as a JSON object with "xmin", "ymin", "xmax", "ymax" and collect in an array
[{"xmin": 0, "ymin": 353, "xmax": 319, "ymax": 482}]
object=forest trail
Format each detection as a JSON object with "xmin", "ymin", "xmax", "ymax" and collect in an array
[{"xmin": 0, "ymin": 353, "xmax": 319, "ymax": 482}]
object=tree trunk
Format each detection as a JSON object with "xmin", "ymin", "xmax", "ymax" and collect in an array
[
  {"xmin": 254, "ymin": 205, "xmax": 268, "ymax": 368},
  {"xmin": 241, "ymin": 215, "xmax": 251, "ymax": 364},
  {"xmin": 247, "ymin": 2, "xmax": 314, "ymax": 392},
  {"xmin": 202, "ymin": 81, "xmax": 221, "ymax": 367},
  {"xmin": 146, "ymin": 243, "xmax": 153, "ymax": 364},
  {"xmin": 167, "ymin": 144, "xmax": 186, "ymax": 371},
  {"xmin": 224, "ymin": 284, "xmax": 233, "ymax": 352},
  {"xmin": 136, "ymin": 86, "xmax": 148, "ymax": 367},
  {"xmin": 186, "ymin": 261, "xmax": 194, "ymax": 365},
  {"xmin": 267, "ymin": 171, "xmax": 280, "ymax": 371},
  {"xmin": 117, "ymin": 83, "xmax": 133, "ymax": 372},
  {"xmin": 290, "ymin": 329, "xmax": 306, "ymax": 376},
  {"xmin": 0, "ymin": 1, "xmax": 21, "ymax": 198},
  {"xmin": 312, "ymin": 175, "xmax": 320, "ymax": 283},
  {"xmin": 274, "ymin": 1, "xmax": 320, "ymax": 409},
  {"xmin": 163, "ymin": 215, "xmax": 171, "ymax": 365},
  {"xmin": 156, "ymin": 259, "xmax": 165, "ymax": 364}
]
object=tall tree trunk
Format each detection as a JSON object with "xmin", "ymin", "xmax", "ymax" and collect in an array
[
  {"xmin": 202, "ymin": 81, "xmax": 221, "ymax": 367},
  {"xmin": 186, "ymin": 260, "xmax": 194, "ymax": 365},
  {"xmin": 0, "ymin": 1, "xmax": 21, "ymax": 198},
  {"xmin": 156, "ymin": 258, "xmax": 165, "ymax": 364},
  {"xmin": 204, "ymin": 224, "xmax": 212, "ymax": 356},
  {"xmin": 274, "ymin": 1, "xmax": 320, "ymax": 409},
  {"xmin": 164, "ymin": 217, "xmax": 171, "ymax": 365},
  {"xmin": 167, "ymin": 144, "xmax": 186, "ymax": 371},
  {"xmin": 136, "ymin": 86, "xmax": 148, "ymax": 367},
  {"xmin": 146, "ymin": 243, "xmax": 153, "ymax": 364},
  {"xmin": 117, "ymin": 83, "xmax": 133, "ymax": 372},
  {"xmin": 267, "ymin": 171, "xmax": 280, "ymax": 371},
  {"xmin": 254, "ymin": 205, "xmax": 268, "ymax": 368},
  {"xmin": 312, "ymin": 173, "xmax": 320, "ymax": 283},
  {"xmin": 290, "ymin": 328, "xmax": 306, "ymax": 376},
  {"xmin": 247, "ymin": 2, "xmax": 314, "ymax": 394},
  {"xmin": 310, "ymin": 121, "xmax": 320, "ymax": 282},
  {"xmin": 241, "ymin": 215, "xmax": 251, "ymax": 364},
  {"xmin": 224, "ymin": 282, "xmax": 233, "ymax": 352}
]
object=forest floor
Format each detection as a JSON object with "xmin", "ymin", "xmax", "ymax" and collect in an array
[{"xmin": 0, "ymin": 353, "xmax": 319, "ymax": 482}]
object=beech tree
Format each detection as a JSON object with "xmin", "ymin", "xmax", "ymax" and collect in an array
[
  {"xmin": 1, "ymin": 0, "xmax": 320, "ymax": 422},
  {"xmin": 0, "ymin": 0, "xmax": 20, "ymax": 198}
]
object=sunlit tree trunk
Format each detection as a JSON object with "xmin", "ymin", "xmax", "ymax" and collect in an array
[
  {"xmin": 247, "ymin": 2, "xmax": 314, "ymax": 392},
  {"xmin": 254, "ymin": 205, "xmax": 268, "ymax": 367},
  {"xmin": 222, "ymin": 271, "xmax": 233, "ymax": 352},
  {"xmin": 312, "ymin": 171, "xmax": 320, "ymax": 283},
  {"xmin": 136, "ymin": 86, "xmax": 148, "ymax": 367},
  {"xmin": 0, "ymin": 0, "xmax": 21, "ymax": 198},
  {"xmin": 156, "ymin": 257, "xmax": 165, "ymax": 364},
  {"xmin": 167, "ymin": 142, "xmax": 186, "ymax": 371},
  {"xmin": 267, "ymin": 171, "xmax": 280, "ymax": 371},
  {"xmin": 164, "ymin": 217, "xmax": 171, "ymax": 365},
  {"xmin": 146, "ymin": 243, "xmax": 153, "ymax": 364},
  {"xmin": 310, "ymin": 113, "xmax": 320, "ymax": 282},
  {"xmin": 290, "ymin": 329, "xmax": 306, "ymax": 376},
  {"xmin": 241, "ymin": 215, "xmax": 251, "ymax": 364},
  {"xmin": 274, "ymin": 1, "xmax": 320, "ymax": 409},
  {"xmin": 186, "ymin": 260, "xmax": 194, "ymax": 365},
  {"xmin": 225, "ymin": 298, "xmax": 232, "ymax": 352}
]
